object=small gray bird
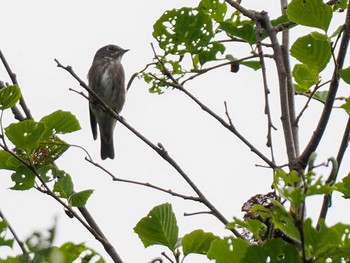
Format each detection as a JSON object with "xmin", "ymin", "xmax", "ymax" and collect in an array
[{"xmin": 88, "ymin": 44, "xmax": 128, "ymax": 160}]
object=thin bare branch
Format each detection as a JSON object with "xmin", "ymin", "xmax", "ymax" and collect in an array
[
  {"xmin": 255, "ymin": 14, "xmax": 276, "ymax": 163},
  {"xmin": 0, "ymin": 49, "xmax": 33, "ymax": 120},
  {"xmin": 85, "ymin": 157, "xmax": 202, "ymax": 202},
  {"xmin": 0, "ymin": 209, "xmax": 27, "ymax": 254}
]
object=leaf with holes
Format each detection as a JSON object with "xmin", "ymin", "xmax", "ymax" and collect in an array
[
  {"xmin": 5, "ymin": 120, "xmax": 51, "ymax": 154},
  {"xmin": 153, "ymin": 7, "xmax": 213, "ymax": 55},
  {"xmin": 290, "ymin": 32, "xmax": 331, "ymax": 72}
]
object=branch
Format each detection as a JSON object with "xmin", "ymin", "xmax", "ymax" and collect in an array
[
  {"xmin": 318, "ymin": 114, "xmax": 350, "ymax": 225},
  {"xmin": 224, "ymin": 0, "xmax": 255, "ymax": 20},
  {"xmin": 150, "ymin": 46, "xmax": 277, "ymax": 169},
  {"xmin": 54, "ymin": 59, "xmax": 243, "ymax": 238},
  {"xmin": 181, "ymin": 55, "xmax": 258, "ymax": 86},
  {"xmin": 255, "ymin": 13, "xmax": 276, "ymax": 163},
  {"xmin": 0, "ymin": 49, "xmax": 33, "ymax": 120},
  {"xmin": 298, "ymin": 3, "xmax": 350, "ymax": 168},
  {"xmin": 85, "ymin": 157, "xmax": 202, "ymax": 202},
  {"xmin": 258, "ymin": 11, "xmax": 297, "ymax": 165},
  {"xmin": 0, "ymin": 209, "xmax": 27, "ymax": 254}
]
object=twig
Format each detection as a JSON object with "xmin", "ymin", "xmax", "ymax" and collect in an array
[
  {"xmin": 85, "ymin": 157, "xmax": 202, "ymax": 202},
  {"xmin": 318, "ymin": 113, "xmax": 350, "ymax": 226},
  {"xmin": 181, "ymin": 55, "xmax": 257, "ymax": 85},
  {"xmin": 0, "ymin": 49, "xmax": 33, "ymax": 120},
  {"xmin": 0, "ymin": 209, "xmax": 27, "ymax": 254},
  {"xmin": 255, "ymin": 13, "xmax": 276, "ymax": 163},
  {"xmin": 184, "ymin": 211, "xmax": 213, "ymax": 217}
]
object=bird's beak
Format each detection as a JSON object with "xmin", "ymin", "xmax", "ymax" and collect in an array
[{"xmin": 122, "ymin": 49, "xmax": 130, "ymax": 55}]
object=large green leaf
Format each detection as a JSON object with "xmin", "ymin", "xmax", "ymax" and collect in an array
[
  {"xmin": 0, "ymin": 85, "xmax": 21, "ymax": 110},
  {"xmin": 153, "ymin": 8, "xmax": 213, "ymax": 55},
  {"xmin": 40, "ymin": 110, "xmax": 81, "ymax": 135},
  {"xmin": 134, "ymin": 203, "xmax": 179, "ymax": 252},
  {"xmin": 290, "ymin": 32, "xmax": 331, "ymax": 72},
  {"xmin": 5, "ymin": 120, "xmax": 50, "ymax": 154},
  {"xmin": 287, "ymin": 0, "xmax": 332, "ymax": 31},
  {"xmin": 182, "ymin": 230, "xmax": 218, "ymax": 256}
]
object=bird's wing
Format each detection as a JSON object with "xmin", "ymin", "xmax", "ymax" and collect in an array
[{"xmin": 89, "ymin": 106, "xmax": 98, "ymax": 140}]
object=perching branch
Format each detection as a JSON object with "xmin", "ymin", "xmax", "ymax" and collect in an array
[{"xmin": 54, "ymin": 59, "xmax": 243, "ymax": 238}]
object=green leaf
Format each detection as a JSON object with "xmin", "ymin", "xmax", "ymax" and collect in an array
[
  {"xmin": 0, "ymin": 220, "xmax": 14, "ymax": 248},
  {"xmin": 292, "ymin": 64, "xmax": 319, "ymax": 92},
  {"xmin": 153, "ymin": 8, "xmax": 213, "ymax": 55},
  {"xmin": 53, "ymin": 173, "xmax": 74, "ymax": 199},
  {"xmin": 197, "ymin": 42, "xmax": 225, "ymax": 65},
  {"xmin": 270, "ymin": 202, "xmax": 301, "ymax": 242},
  {"xmin": 5, "ymin": 120, "xmax": 50, "ymax": 154},
  {"xmin": 58, "ymin": 242, "xmax": 105, "ymax": 263},
  {"xmin": 198, "ymin": 0, "xmax": 227, "ymax": 22},
  {"xmin": 339, "ymin": 66, "xmax": 350, "ymax": 84},
  {"xmin": 219, "ymin": 12, "xmax": 256, "ymax": 45},
  {"xmin": 69, "ymin": 189, "xmax": 94, "ymax": 207},
  {"xmin": 0, "ymin": 150, "xmax": 22, "ymax": 170},
  {"xmin": 207, "ymin": 237, "xmax": 250, "ymax": 262},
  {"xmin": 313, "ymin": 90, "xmax": 328, "ymax": 102},
  {"xmin": 40, "ymin": 110, "xmax": 81, "ymax": 135},
  {"xmin": 290, "ymin": 32, "xmax": 331, "ymax": 72},
  {"xmin": 182, "ymin": 230, "xmax": 218, "ymax": 256},
  {"xmin": 134, "ymin": 203, "xmax": 179, "ymax": 252},
  {"xmin": 341, "ymin": 98, "xmax": 350, "ymax": 116},
  {"xmin": 303, "ymin": 219, "xmax": 350, "ymax": 261},
  {"xmin": 335, "ymin": 172, "xmax": 350, "ymax": 198},
  {"xmin": 10, "ymin": 166, "xmax": 36, "ymax": 190},
  {"xmin": 286, "ymin": 0, "xmax": 332, "ymax": 31},
  {"xmin": 227, "ymin": 217, "xmax": 267, "ymax": 240},
  {"xmin": 0, "ymin": 85, "xmax": 21, "ymax": 110},
  {"xmin": 243, "ymin": 238, "xmax": 302, "ymax": 262},
  {"xmin": 240, "ymin": 60, "xmax": 261, "ymax": 71}
]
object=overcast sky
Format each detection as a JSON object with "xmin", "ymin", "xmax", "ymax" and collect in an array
[{"xmin": 1, "ymin": 0, "xmax": 350, "ymax": 262}]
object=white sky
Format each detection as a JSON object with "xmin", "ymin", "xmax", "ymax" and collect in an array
[{"xmin": 1, "ymin": 0, "xmax": 350, "ymax": 262}]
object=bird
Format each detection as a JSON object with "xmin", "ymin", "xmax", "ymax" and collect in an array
[{"xmin": 88, "ymin": 44, "xmax": 129, "ymax": 160}]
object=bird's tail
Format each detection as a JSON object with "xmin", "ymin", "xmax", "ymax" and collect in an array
[{"xmin": 100, "ymin": 135, "xmax": 115, "ymax": 160}]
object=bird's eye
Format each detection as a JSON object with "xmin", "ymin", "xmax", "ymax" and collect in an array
[{"xmin": 107, "ymin": 46, "xmax": 115, "ymax": 51}]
